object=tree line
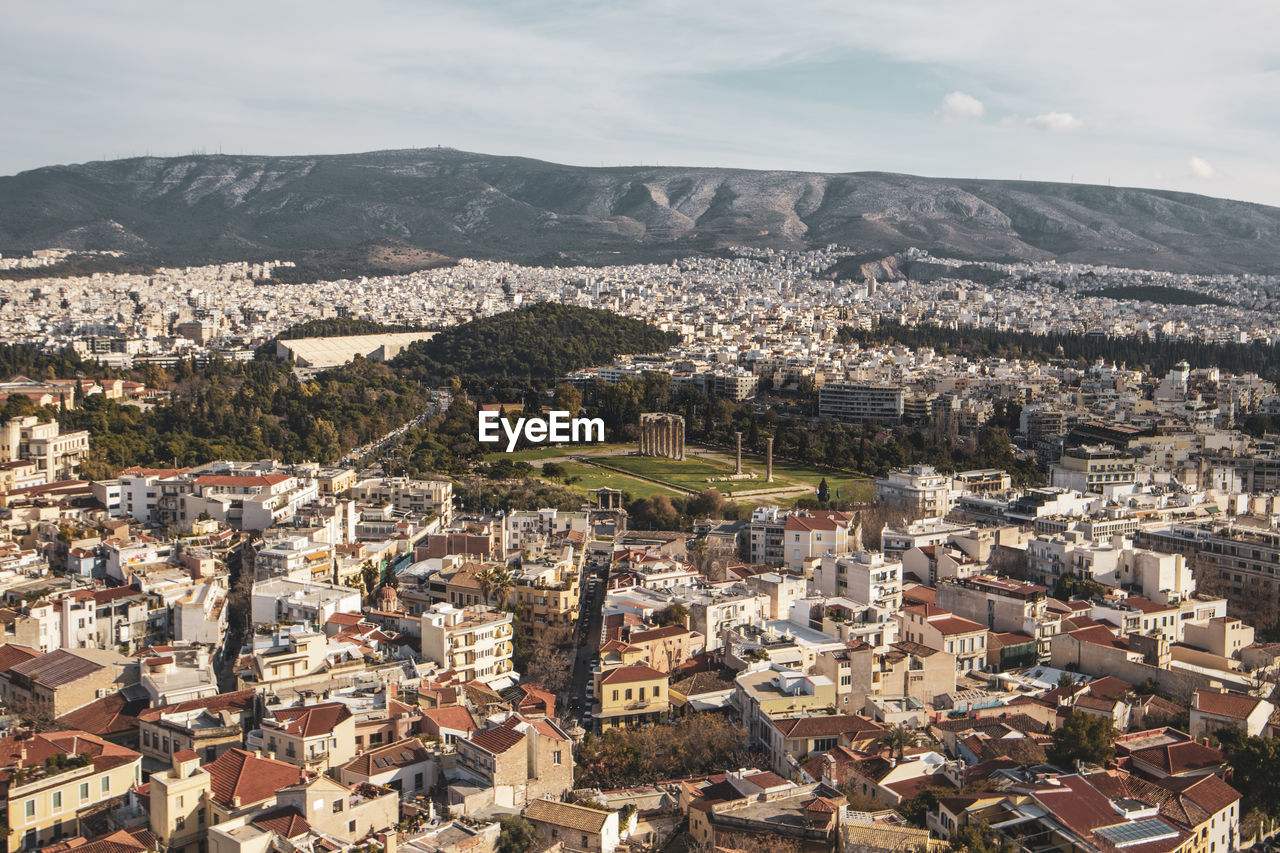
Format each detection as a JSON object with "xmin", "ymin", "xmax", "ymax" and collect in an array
[{"xmin": 838, "ymin": 320, "xmax": 1280, "ymax": 382}]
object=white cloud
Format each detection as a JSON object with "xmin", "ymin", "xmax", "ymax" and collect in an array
[
  {"xmin": 937, "ymin": 91, "xmax": 984, "ymax": 121},
  {"xmin": 1188, "ymin": 156, "xmax": 1219, "ymax": 179},
  {"xmin": 1027, "ymin": 112, "xmax": 1083, "ymax": 132}
]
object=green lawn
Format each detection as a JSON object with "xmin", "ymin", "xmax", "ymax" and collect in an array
[
  {"xmin": 540, "ymin": 460, "xmax": 683, "ymax": 500},
  {"xmin": 595, "ymin": 449, "xmax": 874, "ymax": 501}
]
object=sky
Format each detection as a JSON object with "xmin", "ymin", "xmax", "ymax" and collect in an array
[{"xmin": 4, "ymin": 0, "xmax": 1280, "ymax": 205}]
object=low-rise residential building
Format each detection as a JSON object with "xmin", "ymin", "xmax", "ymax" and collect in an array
[
  {"xmin": 898, "ymin": 604, "xmax": 989, "ymax": 673},
  {"xmin": 1188, "ymin": 689, "xmax": 1276, "ymax": 738},
  {"xmin": 523, "ymin": 798, "xmax": 620, "ymax": 853},
  {"xmin": 137, "ymin": 689, "xmax": 257, "ymax": 769},
  {"xmin": 876, "ymin": 465, "xmax": 957, "ymax": 519},
  {"xmin": 420, "ymin": 603, "xmax": 515, "ymax": 689},
  {"xmin": 813, "ymin": 552, "xmax": 903, "ymax": 609},
  {"xmin": 594, "ymin": 664, "xmax": 670, "ymax": 729},
  {"xmin": 2, "ymin": 731, "xmax": 143, "ymax": 853},
  {"xmin": 452, "ymin": 714, "xmax": 573, "ymax": 809},
  {"xmin": 257, "ymin": 701, "xmax": 357, "ymax": 772}
]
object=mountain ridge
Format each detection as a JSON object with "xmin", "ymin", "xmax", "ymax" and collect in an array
[{"xmin": 2, "ymin": 147, "xmax": 1278, "ymax": 273}]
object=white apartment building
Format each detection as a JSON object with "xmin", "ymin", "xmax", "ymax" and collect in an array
[
  {"xmin": 1050, "ymin": 444, "xmax": 1137, "ymax": 495},
  {"xmin": 250, "ymin": 578, "xmax": 362, "ymax": 627},
  {"xmin": 503, "ymin": 508, "xmax": 589, "ymax": 553},
  {"xmin": 0, "ymin": 416, "xmax": 90, "ymax": 484},
  {"xmin": 818, "ymin": 382, "xmax": 905, "ymax": 424},
  {"xmin": 254, "ymin": 535, "xmax": 335, "ymax": 581},
  {"xmin": 349, "ymin": 477, "xmax": 454, "ymax": 524},
  {"xmin": 812, "ymin": 552, "xmax": 903, "ymax": 610},
  {"xmin": 420, "ymin": 603, "xmax": 516, "ymax": 689},
  {"xmin": 875, "ymin": 465, "xmax": 957, "ymax": 519}
]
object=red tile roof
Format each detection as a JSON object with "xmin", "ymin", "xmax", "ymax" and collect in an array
[
  {"xmin": 930, "ymin": 615, "xmax": 987, "ymax": 636},
  {"xmin": 600, "ymin": 664, "xmax": 668, "ymax": 684},
  {"xmin": 630, "ymin": 625, "xmax": 691, "ymax": 643},
  {"xmin": 0, "ymin": 643, "xmax": 40, "ymax": 671},
  {"xmin": 195, "ymin": 473, "xmax": 291, "ymax": 488},
  {"xmin": 251, "ymin": 806, "xmax": 312, "ymax": 838},
  {"xmin": 467, "ymin": 724, "xmax": 525, "ymax": 755},
  {"xmin": 421, "ymin": 705, "xmax": 477, "ymax": 736},
  {"xmin": 0, "ymin": 730, "xmax": 140, "ymax": 777},
  {"xmin": 339, "ymin": 738, "xmax": 431, "ymax": 779},
  {"xmin": 137, "ymin": 689, "xmax": 255, "ymax": 722},
  {"xmin": 1193, "ymin": 689, "xmax": 1264, "ymax": 720},
  {"xmin": 268, "ymin": 703, "xmax": 353, "ymax": 738},
  {"xmin": 55, "ymin": 691, "xmax": 148, "ymax": 739},
  {"xmin": 1128, "ymin": 740, "xmax": 1227, "ymax": 777},
  {"xmin": 771, "ymin": 714, "xmax": 883, "ymax": 739},
  {"xmin": 203, "ymin": 748, "xmax": 305, "ymax": 809},
  {"xmin": 38, "ymin": 827, "xmax": 158, "ymax": 853}
]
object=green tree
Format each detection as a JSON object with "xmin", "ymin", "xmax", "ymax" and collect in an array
[
  {"xmin": 1047, "ymin": 711, "xmax": 1115, "ymax": 769},
  {"xmin": 495, "ymin": 815, "xmax": 541, "ymax": 853},
  {"xmin": 1218, "ymin": 731, "xmax": 1280, "ymax": 817},
  {"xmin": 882, "ymin": 723, "xmax": 919, "ymax": 761},
  {"xmin": 949, "ymin": 822, "xmax": 1017, "ymax": 853},
  {"xmin": 360, "ymin": 564, "xmax": 379, "ymax": 600},
  {"xmin": 654, "ymin": 603, "xmax": 689, "ymax": 628},
  {"xmin": 553, "ymin": 383, "xmax": 583, "ymax": 416}
]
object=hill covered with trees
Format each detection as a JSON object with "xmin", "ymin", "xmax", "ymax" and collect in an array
[{"xmin": 393, "ymin": 303, "xmax": 677, "ymax": 383}]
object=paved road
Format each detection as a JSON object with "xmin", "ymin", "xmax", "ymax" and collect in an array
[{"xmin": 568, "ymin": 552, "xmax": 609, "ymax": 727}]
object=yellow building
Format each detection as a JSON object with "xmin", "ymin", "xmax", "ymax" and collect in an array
[
  {"xmin": 513, "ymin": 553, "xmax": 581, "ymax": 629},
  {"xmin": 593, "ymin": 664, "xmax": 669, "ymax": 730},
  {"xmin": 4, "ymin": 731, "xmax": 142, "ymax": 852}
]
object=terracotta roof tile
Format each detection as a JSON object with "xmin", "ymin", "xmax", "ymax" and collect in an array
[
  {"xmin": 203, "ymin": 748, "xmax": 305, "ymax": 809},
  {"xmin": 600, "ymin": 664, "xmax": 667, "ymax": 684},
  {"xmin": 267, "ymin": 703, "xmax": 352, "ymax": 738},
  {"xmin": 251, "ymin": 806, "xmax": 312, "ymax": 838}
]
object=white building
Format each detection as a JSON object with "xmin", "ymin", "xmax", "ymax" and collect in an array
[
  {"xmin": 813, "ymin": 552, "xmax": 903, "ymax": 610},
  {"xmin": 420, "ymin": 603, "xmax": 516, "ymax": 689}
]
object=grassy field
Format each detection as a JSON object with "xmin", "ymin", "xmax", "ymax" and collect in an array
[
  {"xmin": 548, "ymin": 460, "xmax": 683, "ymax": 499},
  {"xmin": 572, "ymin": 447, "xmax": 874, "ymax": 504}
]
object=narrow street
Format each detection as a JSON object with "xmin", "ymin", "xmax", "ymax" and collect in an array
[{"xmin": 569, "ymin": 551, "xmax": 608, "ymax": 727}]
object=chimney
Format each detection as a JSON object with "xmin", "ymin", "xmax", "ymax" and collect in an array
[{"xmin": 380, "ymin": 831, "xmax": 398, "ymax": 853}]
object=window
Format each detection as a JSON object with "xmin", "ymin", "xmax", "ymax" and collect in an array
[
  {"xmin": 176, "ymin": 817, "xmax": 185, "ymax": 831},
  {"xmin": 653, "ymin": 685, "xmax": 661, "ymax": 697},
  {"xmin": 553, "ymin": 750, "xmax": 562, "ymax": 765},
  {"xmin": 625, "ymin": 688, "xmax": 633, "ymax": 700},
  {"xmin": 101, "ymin": 778, "xmax": 110, "ymax": 794},
  {"xmin": 52, "ymin": 790, "xmax": 62, "ymax": 810},
  {"xmin": 25, "ymin": 799, "xmax": 36, "ymax": 819},
  {"xmin": 333, "ymin": 800, "xmax": 344, "ymax": 813},
  {"xmin": 349, "ymin": 821, "xmax": 356, "ymax": 834},
  {"xmin": 79, "ymin": 783, "xmax": 89, "ymax": 801},
  {"xmin": 198, "ymin": 810, "xmax": 205, "ymax": 825},
  {"xmin": 612, "ymin": 690, "xmax": 619, "ymax": 702},
  {"xmin": 177, "ymin": 796, "xmax": 184, "ymax": 808},
  {"xmin": 414, "ymin": 773, "xmax": 424, "ymax": 789}
]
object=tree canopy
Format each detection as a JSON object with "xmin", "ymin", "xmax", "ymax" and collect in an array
[
  {"xmin": 392, "ymin": 303, "xmax": 677, "ymax": 384},
  {"xmin": 1047, "ymin": 711, "xmax": 1115, "ymax": 769}
]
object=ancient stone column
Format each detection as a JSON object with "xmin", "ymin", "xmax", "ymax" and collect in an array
[
  {"xmin": 735, "ymin": 431, "xmax": 743, "ymax": 475},
  {"xmin": 766, "ymin": 437, "xmax": 774, "ymax": 482}
]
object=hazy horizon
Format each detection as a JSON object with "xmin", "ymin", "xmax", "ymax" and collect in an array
[{"xmin": 5, "ymin": 1, "xmax": 1279, "ymax": 205}]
